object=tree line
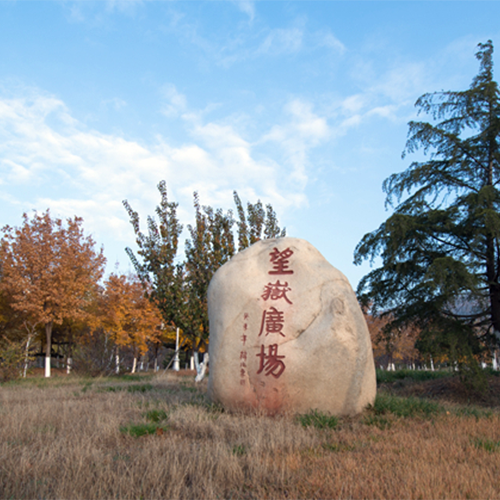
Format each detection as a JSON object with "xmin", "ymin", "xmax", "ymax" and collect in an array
[
  {"xmin": 1, "ymin": 40, "xmax": 499, "ymax": 384},
  {"xmin": 0, "ymin": 190, "xmax": 285, "ymax": 380}
]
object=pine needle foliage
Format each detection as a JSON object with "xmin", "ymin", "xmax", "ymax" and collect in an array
[{"xmin": 354, "ymin": 41, "xmax": 500, "ymax": 369}]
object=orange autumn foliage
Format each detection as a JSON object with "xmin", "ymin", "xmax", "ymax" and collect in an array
[
  {"xmin": 364, "ymin": 311, "xmax": 420, "ymax": 367},
  {"xmin": 0, "ymin": 211, "xmax": 106, "ymax": 375},
  {"xmin": 101, "ymin": 274, "xmax": 163, "ymax": 358}
]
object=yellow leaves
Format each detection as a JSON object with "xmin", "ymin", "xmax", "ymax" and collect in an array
[
  {"xmin": 101, "ymin": 274, "xmax": 163, "ymax": 355},
  {"xmin": 0, "ymin": 210, "xmax": 106, "ymax": 330}
]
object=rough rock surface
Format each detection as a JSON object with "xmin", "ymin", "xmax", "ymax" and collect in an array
[{"xmin": 207, "ymin": 237, "xmax": 376, "ymax": 416}]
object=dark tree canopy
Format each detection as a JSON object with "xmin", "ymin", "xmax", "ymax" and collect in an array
[{"xmin": 354, "ymin": 41, "xmax": 500, "ymax": 365}]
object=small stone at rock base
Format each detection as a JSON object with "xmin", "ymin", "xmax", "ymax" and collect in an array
[{"xmin": 207, "ymin": 237, "xmax": 376, "ymax": 416}]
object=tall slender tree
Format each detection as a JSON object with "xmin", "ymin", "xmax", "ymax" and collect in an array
[
  {"xmin": 124, "ymin": 185, "xmax": 286, "ymax": 380},
  {"xmin": 123, "ymin": 181, "xmax": 184, "ymax": 330},
  {"xmin": 354, "ymin": 41, "xmax": 500, "ymax": 371}
]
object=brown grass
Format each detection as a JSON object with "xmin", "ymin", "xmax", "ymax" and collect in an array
[{"xmin": 1, "ymin": 373, "xmax": 500, "ymax": 499}]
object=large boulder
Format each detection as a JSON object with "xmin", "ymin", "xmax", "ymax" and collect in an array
[{"xmin": 207, "ymin": 237, "xmax": 376, "ymax": 416}]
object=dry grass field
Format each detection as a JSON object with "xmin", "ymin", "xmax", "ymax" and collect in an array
[{"xmin": 1, "ymin": 371, "xmax": 500, "ymax": 499}]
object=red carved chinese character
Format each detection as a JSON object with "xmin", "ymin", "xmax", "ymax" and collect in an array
[
  {"xmin": 244, "ymin": 313, "xmax": 249, "ymax": 319},
  {"xmin": 268, "ymin": 247, "xmax": 294, "ymax": 275},
  {"xmin": 241, "ymin": 334, "xmax": 247, "ymax": 345},
  {"xmin": 240, "ymin": 368, "xmax": 246, "ymax": 377},
  {"xmin": 240, "ymin": 351, "xmax": 247, "ymax": 360},
  {"xmin": 259, "ymin": 307, "xmax": 285, "ymax": 337},
  {"xmin": 240, "ymin": 379, "xmax": 246, "ymax": 386},
  {"xmin": 261, "ymin": 280, "xmax": 292, "ymax": 304},
  {"xmin": 243, "ymin": 323, "xmax": 248, "ymax": 331},
  {"xmin": 256, "ymin": 344, "xmax": 286, "ymax": 378}
]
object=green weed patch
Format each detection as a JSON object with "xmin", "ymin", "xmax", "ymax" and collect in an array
[
  {"xmin": 120, "ymin": 422, "xmax": 167, "ymax": 438},
  {"xmin": 145, "ymin": 409, "xmax": 168, "ymax": 423},
  {"xmin": 296, "ymin": 410, "xmax": 338, "ymax": 430},
  {"xmin": 376, "ymin": 369, "xmax": 451, "ymax": 384},
  {"xmin": 372, "ymin": 393, "xmax": 443, "ymax": 418},
  {"xmin": 472, "ymin": 437, "xmax": 500, "ymax": 452}
]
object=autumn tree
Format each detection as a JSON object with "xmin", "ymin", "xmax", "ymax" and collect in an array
[
  {"xmin": 100, "ymin": 274, "xmax": 162, "ymax": 373},
  {"xmin": 0, "ymin": 210, "xmax": 106, "ymax": 377},
  {"xmin": 364, "ymin": 310, "xmax": 420, "ymax": 370},
  {"xmin": 354, "ymin": 41, "xmax": 500, "ymax": 378}
]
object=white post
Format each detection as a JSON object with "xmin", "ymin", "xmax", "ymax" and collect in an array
[
  {"xmin": 66, "ymin": 357, "xmax": 72, "ymax": 375},
  {"xmin": 115, "ymin": 352, "xmax": 120, "ymax": 374},
  {"xmin": 190, "ymin": 355, "xmax": 194, "ymax": 370},
  {"xmin": 45, "ymin": 356, "xmax": 51, "ymax": 378},
  {"xmin": 173, "ymin": 327, "xmax": 180, "ymax": 372},
  {"xmin": 493, "ymin": 352, "xmax": 498, "ymax": 371},
  {"xmin": 430, "ymin": 356, "xmax": 435, "ymax": 371},
  {"xmin": 132, "ymin": 356, "xmax": 137, "ymax": 374}
]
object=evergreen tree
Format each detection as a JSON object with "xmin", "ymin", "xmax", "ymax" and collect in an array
[{"xmin": 354, "ymin": 41, "xmax": 500, "ymax": 370}]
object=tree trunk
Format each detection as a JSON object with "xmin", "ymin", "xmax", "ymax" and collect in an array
[
  {"xmin": 23, "ymin": 334, "xmax": 32, "ymax": 378},
  {"xmin": 45, "ymin": 321, "xmax": 53, "ymax": 378},
  {"xmin": 115, "ymin": 349, "xmax": 120, "ymax": 375},
  {"xmin": 173, "ymin": 327, "xmax": 180, "ymax": 371},
  {"xmin": 194, "ymin": 351, "xmax": 209, "ymax": 383}
]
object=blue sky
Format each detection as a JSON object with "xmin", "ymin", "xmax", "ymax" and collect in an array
[{"xmin": 1, "ymin": 1, "xmax": 499, "ymax": 288}]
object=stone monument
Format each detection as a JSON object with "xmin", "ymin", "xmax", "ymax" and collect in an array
[{"xmin": 207, "ymin": 237, "xmax": 376, "ymax": 416}]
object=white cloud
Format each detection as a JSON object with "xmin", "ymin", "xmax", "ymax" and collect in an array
[
  {"xmin": 161, "ymin": 84, "xmax": 187, "ymax": 117},
  {"xmin": 104, "ymin": 0, "xmax": 146, "ymax": 15},
  {"xmin": 258, "ymin": 27, "xmax": 303, "ymax": 56},
  {"xmin": 317, "ymin": 31, "xmax": 346, "ymax": 55},
  {"xmin": 0, "ymin": 87, "xmax": 311, "ymax": 267},
  {"xmin": 64, "ymin": 0, "xmax": 146, "ymax": 23},
  {"xmin": 231, "ymin": 0, "xmax": 255, "ymax": 22},
  {"xmin": 261, "ymin": 99, "xmax": 329, "ymax": 185}
]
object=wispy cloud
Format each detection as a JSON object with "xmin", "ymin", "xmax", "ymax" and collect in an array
[
  {"xmin": 257, "ymin": 27, "xmax": 303, "ymax": 56},
  {"xmin": 64, "ymin": 0, "xmax": 146, "ymax": 23},
  {"xmin": 231, "ymin": 0, "xmax": 255, "ymax": 22},
  {"xmin": 161, "ymin": 84, "xmax": 187, "ymax": 117},
  {"xmin": 0, "ymin": 86, "xmax": 322, "ymax": 258},
  {"xmin": 261, "ymin": 99, "xmax": 329, "ymax": 185}
]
